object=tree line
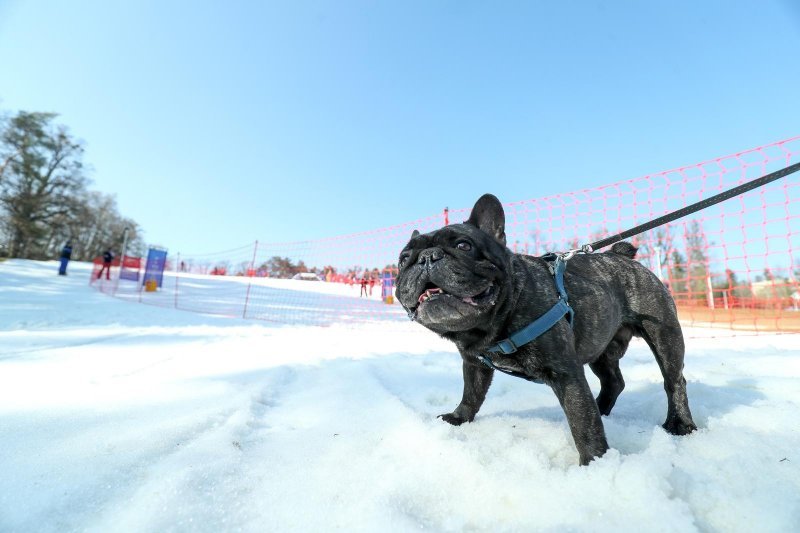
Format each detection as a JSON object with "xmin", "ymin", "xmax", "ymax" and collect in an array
[
  {"xmin": 193, "ymin": 255, "xmax": 398, "ymax": 280},
  {"xmin": 255, "ymin": 256, "xmax": 396, "ymax": 280},
  {"xmin": 0, "ymin": 110, "xmax": 144, "ymax": 261}
]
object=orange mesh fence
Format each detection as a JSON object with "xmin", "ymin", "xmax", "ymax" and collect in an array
[{"xmin": 92, "ymin": 137, "xmax": 800, "ymax": 335}]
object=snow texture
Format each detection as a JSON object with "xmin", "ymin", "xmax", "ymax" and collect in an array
[{"xmin": 1, "ymin": 259, "xmax": 799, "ymax": 532}]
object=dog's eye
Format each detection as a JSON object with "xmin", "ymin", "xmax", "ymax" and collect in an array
[
  {"xmin": 456, "ymin": 241, "xmax": 472, "ymax": 252},
  {"xmin": 399, "ymin": 252, "xmax": 410, "ymax": 268}
]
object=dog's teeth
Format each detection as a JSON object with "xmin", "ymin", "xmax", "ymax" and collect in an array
[{"xmin": 419, "ymin": 287, "xmax": 446, "ymax": 304}]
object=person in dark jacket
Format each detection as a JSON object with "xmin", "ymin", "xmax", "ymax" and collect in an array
[
  {"xmin": 58, "ymin": 241, "xmax": 73, "ymax": 276},
  {"xmin": 97, "ymin": 249, "xmax": 114, "ymax": 280}
]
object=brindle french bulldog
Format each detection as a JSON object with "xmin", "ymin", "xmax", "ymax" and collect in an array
[{"xmin": 395, "ymin": 194, "xmax": 697, "ymax": 465}]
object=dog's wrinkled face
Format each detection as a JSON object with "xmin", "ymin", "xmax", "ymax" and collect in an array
[{"xmin": 396, "ymin": 194, "xmax": 511, "ymax": 333}]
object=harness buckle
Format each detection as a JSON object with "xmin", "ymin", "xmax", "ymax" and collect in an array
[
  {"xmin": 559, "ymin": 244, "xmax": 594, "ymax": 262},
  {"xmin": 493, "ymin": 338, "xmax": 518, "ymax": 355}
]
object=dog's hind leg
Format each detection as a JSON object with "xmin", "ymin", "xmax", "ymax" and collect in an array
[
  {"xmin": 589, "ymin": 326, "xmax": 632, "ymax": 416},
  {"xmin": 639, "ymin": 319, "xmax": 697, "ymax": 435}
]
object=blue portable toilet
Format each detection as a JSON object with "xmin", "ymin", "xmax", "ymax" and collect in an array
[{"xmin": 381, "ymin": 271, "xmax": 394, "ymax": 304}]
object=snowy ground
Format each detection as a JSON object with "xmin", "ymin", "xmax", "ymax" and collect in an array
[
  {"xmin": 1, "ymin": 259, "xmax": 799, "ymax": 532},
  {"xmin": 93, "ymin": 260, "xmax": 405, "ymax": 325}
]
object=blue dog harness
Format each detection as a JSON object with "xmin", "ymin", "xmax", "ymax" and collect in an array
[{"xmin": 477, "ymin": 253, "xmax": 575, "ymax": 383}]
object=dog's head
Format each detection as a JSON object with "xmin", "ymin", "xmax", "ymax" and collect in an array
[{"xmin": 395, "ymin": 194, "xmax": 513, "ymax": 335}]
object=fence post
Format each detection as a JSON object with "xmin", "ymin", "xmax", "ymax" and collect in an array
[
  {"xmin": 706, "ymin": 275, "xmax": 715, "ymax": 309},
  {"xmin": 112, "ymin": 226, "xmax": 130, "ymax": 297},
  {"xmin": 653, "ymin": 246, "xmax": 664, "ymax": 282},
  {"xmin": 242, "ymin": 240, "xmax": 258, "ymax": 319},
  {"xmin": 174, "ymin": 252, "xmax": 180, "ymax": 309}
]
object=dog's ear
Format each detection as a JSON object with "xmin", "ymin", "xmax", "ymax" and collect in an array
[
  {"xmin": 467, "ymin": 194, "xmax": 506, "ymax": 246},
  {"xmin": 411, "ymin": 229, "xmax": 420, "ymax": 239}
]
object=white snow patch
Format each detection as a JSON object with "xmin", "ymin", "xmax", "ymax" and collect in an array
[{"xmin": 1, "ymin": 259, "xmax": 799, "ymax": 532}]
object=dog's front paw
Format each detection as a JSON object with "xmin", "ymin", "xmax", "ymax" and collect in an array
[
  {"xmin": 438, "ymin": 413, "xmax": 471, "ymax": 426},
  {"xmin": 662, "ymin": 417, "xmax": 697, "ymax": 436}
]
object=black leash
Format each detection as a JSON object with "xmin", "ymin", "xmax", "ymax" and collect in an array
[{"xmin": 586, "ymin": 161, "xmax": 800, "ymax": 252}]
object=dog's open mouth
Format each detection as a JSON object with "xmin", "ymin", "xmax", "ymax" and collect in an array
[{"xmin": 415, "ymin": 283, "xmax": 494, "ymax": 309}]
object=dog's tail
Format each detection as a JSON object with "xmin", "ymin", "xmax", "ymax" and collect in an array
[{"xmin": 609, "ymin": 241, "xmax": 638, "ymax": 259}]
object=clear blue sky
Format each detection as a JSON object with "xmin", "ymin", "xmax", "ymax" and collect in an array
[{"xmin": 1, "ymin": 1, "xmax": 799, "ymax": 255}]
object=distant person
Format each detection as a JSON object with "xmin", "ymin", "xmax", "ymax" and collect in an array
[
  {"xmin": 368, "ymin": 274, "xmax": 376, "ymax": 296},
  {"xmin": 360, "ymin": 276, "xmax": 368, "ymax": 297},
  {"xmin": 58, "ymin": 241, "xmax": 73, "ymax": 276},
  {"xmin": 97, "ymin": 249, "xmax": 114, "ymax": 280}
]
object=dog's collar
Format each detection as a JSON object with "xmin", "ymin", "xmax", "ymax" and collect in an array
[{"xmin": 478, "ymin": 253, "xmax": 574, "ymax": 383}]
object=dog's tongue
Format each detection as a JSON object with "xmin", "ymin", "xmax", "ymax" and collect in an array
[{"xmin": 461, "ymin": 286, "xmax": 491, "ymax": 306}]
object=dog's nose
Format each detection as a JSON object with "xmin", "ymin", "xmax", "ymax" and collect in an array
[{"xmin": 418, "ymin": 248, "xmax": 444, "ymax": 266}]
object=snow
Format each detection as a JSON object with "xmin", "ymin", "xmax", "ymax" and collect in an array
[
  {"xmin": 1, "ymin": 259, "xmax": 799, "ymax": 532},
  {"xmin": 95, "ymin": 264, "xmax": 404, "ymax": 325}
]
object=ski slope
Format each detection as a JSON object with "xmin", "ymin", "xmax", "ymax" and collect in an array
[{"xmin": 1, "ymin": 259, "xmax": 799, "ymax": 532}]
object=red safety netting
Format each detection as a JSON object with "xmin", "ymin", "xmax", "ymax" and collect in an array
[{"xmin": 91, "ymin": 137, "xmax": 800, "ymax": 336}]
